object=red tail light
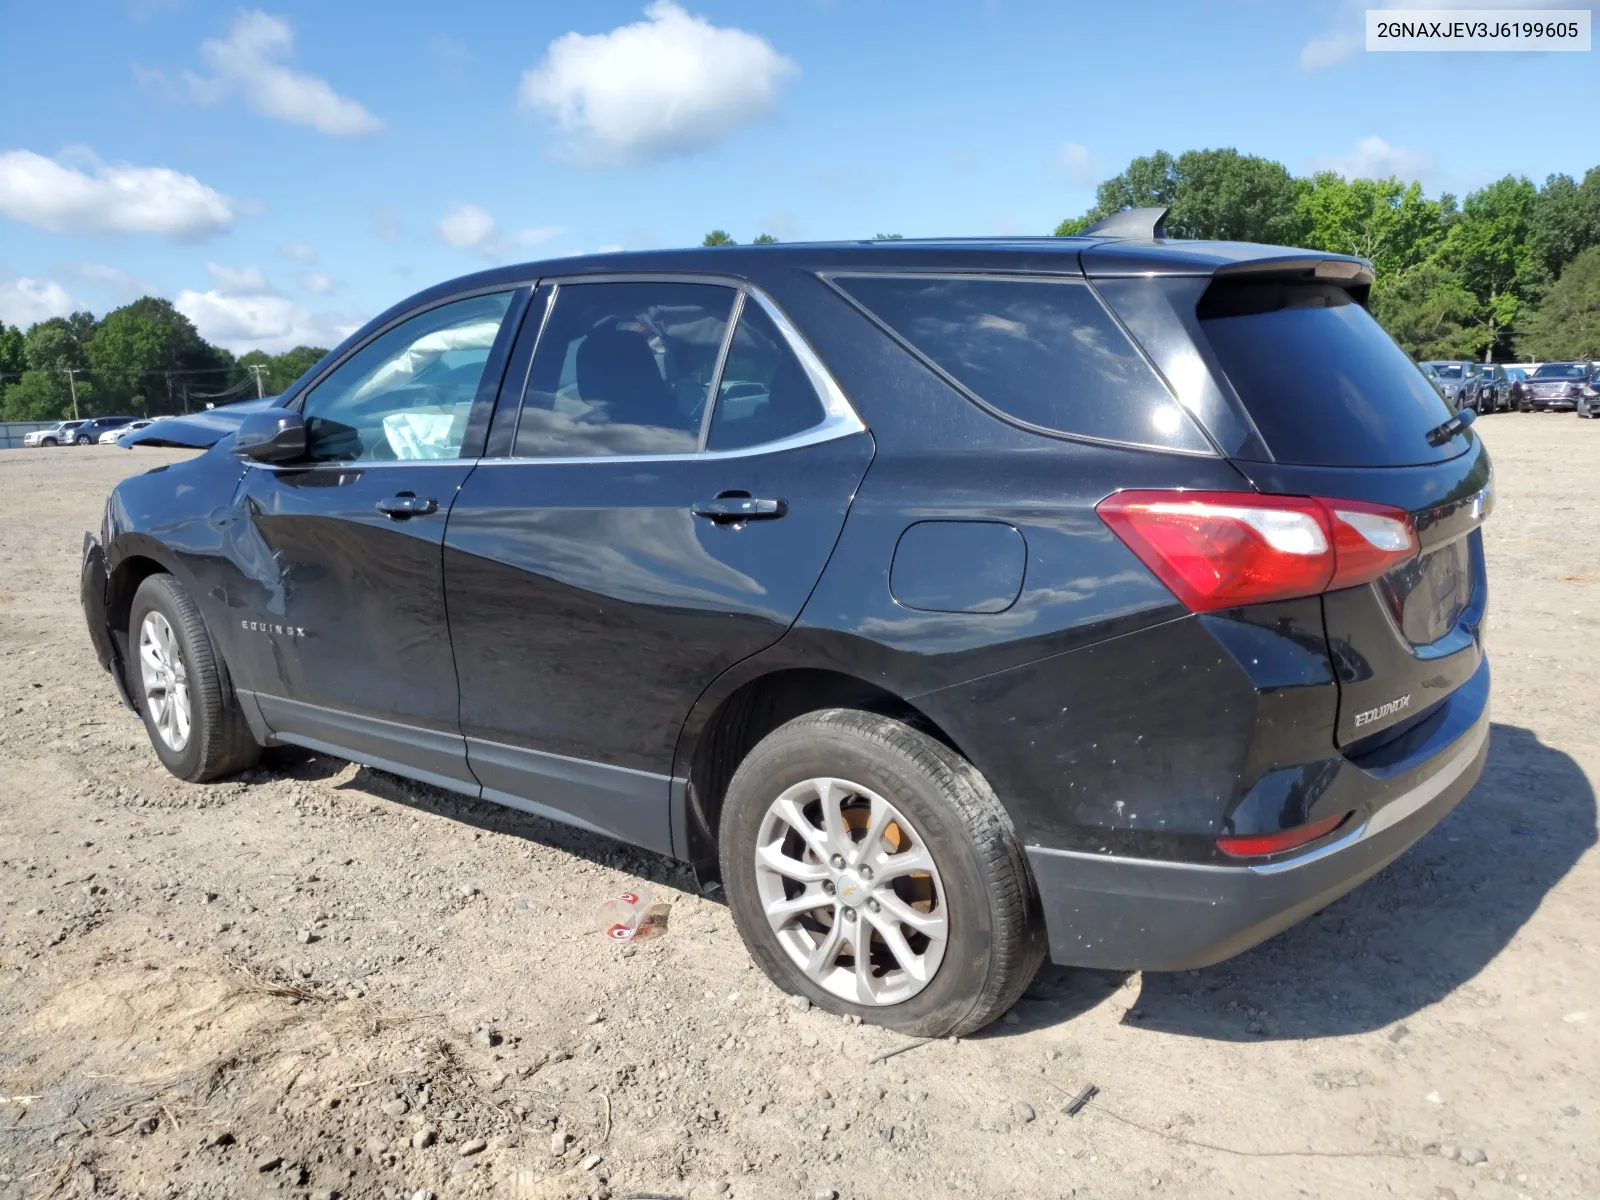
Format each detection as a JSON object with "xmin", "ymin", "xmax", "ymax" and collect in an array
[
  {"xmin": 1096, "ymin": 490, "xmax": 1418, "ymax": 612},
  {"xmin": 1217, "ymin": 811, "xmax": 1353, "ymax": 858}
]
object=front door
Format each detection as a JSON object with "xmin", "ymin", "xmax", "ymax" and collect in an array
[
  {"xmin": 226, "ymin": 288, "xmax": 524, "ymax": 791},
  {"xmin": 443, "ymin": 279, "xmax": 873, "ymax": 853}
]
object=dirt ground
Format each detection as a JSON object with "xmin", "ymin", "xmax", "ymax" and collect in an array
[{"xmin": 1, "ymin": 414, "xmax": 1596, "ymax": 1200}]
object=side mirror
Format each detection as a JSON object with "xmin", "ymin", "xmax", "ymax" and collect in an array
[{"xmin": 234, "ymin": 409, "xmax": 307, "ymax": 463}]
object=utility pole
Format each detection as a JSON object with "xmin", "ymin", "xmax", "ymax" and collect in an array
[
  {"xmin": 64, "ymin": 368, "xmax": 81, "ymax": 419},
  {"xmin": 248, "ymin": 363, "xmax": 266, "ymax": 399}
]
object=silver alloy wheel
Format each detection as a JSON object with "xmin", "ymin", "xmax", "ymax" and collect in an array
[
  {"xmin": 138, "ymin": 611, "xmax": 192, "ymax": 752},
  {"xmin": 754, "ymin": 776, "xmax": 949, "ymax": 1006}
]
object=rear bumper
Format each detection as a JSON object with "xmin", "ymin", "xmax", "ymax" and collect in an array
[{"xmin": 1029, "ymin": 664, "xmax": 1490, "ymax": 971}]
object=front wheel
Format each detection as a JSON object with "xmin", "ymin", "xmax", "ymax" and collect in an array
[
  {"xmin": 75, "ymin": 434, "xmax": 92, "ymax": 445},
  {"xmin": 41, "ymin": 437, "xmax": 57, "ymax": 446},
  {"xmin": 720, "ymin": 709, "xmax": 1044, "ymax": 1037},
  {"xmin": 128, "ymin": 574, "xmax": 262, "ymax": 782}
]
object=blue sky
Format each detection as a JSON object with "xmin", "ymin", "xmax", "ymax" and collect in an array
[{"xmin": 1, "ymin": 0, "xmax": 1595, "ymax": 352}]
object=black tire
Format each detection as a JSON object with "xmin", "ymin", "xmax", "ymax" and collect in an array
[
  {"xmin": 127, "ymin": 574, "xmax": 262, "ymax": 782},
  {"xmin": 75, "ymin": 434, "xmax": 92, "ymax": 445},
  {"xmin": 41, "ymin": 437, "xmax": 57, "ymax": 446},
  {"xmin": 719, "ymin": 708, "xmax": 1045, "ymax": 1037}
]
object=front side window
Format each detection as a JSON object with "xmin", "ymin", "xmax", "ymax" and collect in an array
[
  {"xmin": 300, "ymin": 291, "xmax": 515, "ymax": 463},
  {"xmin": 833, "ymin": 274, "xmax": 1207, "ymax": 452},
  {"xmin": 514, "ymin": 282, "xmax": 737, "ymax": 458}
]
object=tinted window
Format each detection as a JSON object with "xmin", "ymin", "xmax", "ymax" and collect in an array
[
  {"xmin": 1199, "ymin": 281, "xmax": 1457, "ymax": 467},
  {"xmin": 300, "ymin": 292, "xmax": 514, "ymax": 462},
  {"xmin": 1533, "ymin": 363, "xmax": 1585, "ymax": 379},
  {"xmin": 1430, "ymin": 364, "xmax": 1464, "ymax": 379},
  {"xmin": 706, "ymin": 300, "xmax": 827, "ymax": 451},
  {"xmin": 515, "ymin": 282, "xmax": 736, "ymax": 458},
  {"xmin": 834, "ymin": 275, "xmax": 1207, "ymax": 451}
]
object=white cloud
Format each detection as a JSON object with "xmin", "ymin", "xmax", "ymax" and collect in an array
[
  {"xmin": 0, "ymin": 276, "xmax": 76, "ymax": 328},
  {"xmin": 176, "ymin": 262, "xmax": 360, "ymax": 354},
  {"xmin": 0, "ymin": 149, "xmax": 234, "ymax": 240},
  {"xmin": 299, "ymin": 272, "xmax": 334, "ymax": 294},
  {"xmin": 1310, "ymin": 136, "xmax": 1431, "ymax": 180},
  {"xmin": 438, "ymin": 202, "xmax": 498, "ymax": 252},
  {"xmin": 1053, "ymin": 141, "xmax": 1096, "ymax": 188},
  {"xmin": 187, "ymin": 11, "xmax": 384, "ymax": 137},
  {"xmin": 437, "ymin": 203, "xmax": 561, "ymax": 259},
  {"xmin": 519, "ymin": 2, "xmax": 797, "ymax": 167},
  {"xmin": 279, "ymin": 241, "xmax": 315, "ymax": 261},
  {"xmin": 66, "ymin": 263, "xmax": 153, "ymax": 300},
  {"xmin": 1301, "ymin": 0, "xmax": 1558, "ymax": 71}
]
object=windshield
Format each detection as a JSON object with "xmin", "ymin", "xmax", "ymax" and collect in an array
[
  {"xmin": 1431, "ymin": 364, "xmax": 1464, "ymax": 379},
  {"xmin": 1533, "ymin": 363, "xmax": 1586, "ymax": 380}
]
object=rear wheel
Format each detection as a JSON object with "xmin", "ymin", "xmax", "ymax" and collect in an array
[
  {"xmin": 128, "ymin": 574, "xmax": 262, "ymax": 782},
  {"xmin": 719, "ymin": 708, "xmax": 1044, "ymax": 1037}
]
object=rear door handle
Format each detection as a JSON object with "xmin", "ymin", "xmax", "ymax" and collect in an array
[
  {"xmin": 375, "ymin": 493, "xmax": 438, "ymax": 518},
  {"xmin": 691, "ymin": 496, "xmax": 788, "ymax": 522}
]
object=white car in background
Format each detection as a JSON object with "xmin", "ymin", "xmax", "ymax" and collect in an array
[
  {"xmin": 100, "ymin": 419, "xmax": 152, "ymax": 444},
  {"xmin": 22, "ymin": 420, "xmax": 88, "ymax": 447}
]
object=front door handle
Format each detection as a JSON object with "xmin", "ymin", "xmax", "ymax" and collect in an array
[
  {"xmin": 375, "ymin": 493, "xmax": 439, "ymax": 519},
  {"xmin": 691, "ymin": 496, "xmax": 788, "ymax": 523}
]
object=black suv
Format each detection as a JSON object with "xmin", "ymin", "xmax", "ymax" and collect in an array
[
  {"xmin": 83, "ymin": 215, "xmax": 1491, "ymax": 1036},
  {"xmin": 71, "ymin": 415, "xmax": 137, "ymax": 445}
]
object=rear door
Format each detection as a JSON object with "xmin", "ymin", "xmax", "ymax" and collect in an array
[
  {"xmin": 443, "ymin": 278, "xmax": 872, "ymax": 854},
  {"xmin": 1166, "ymin": 273, "xmax": 1490, "ymax": 747}
]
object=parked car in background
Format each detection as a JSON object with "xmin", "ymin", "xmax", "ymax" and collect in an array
[
  {"xmin": 1526, "ymin": 362, "xmax": 1592, "ymax": 412},
  {"xmin": 1506, "ymin": 367, "xmax": 1530, "ymax": 410},
  {"xmin": 1421, "ymin": 361, "xmax": 1481, "ymax": 410},
  {"xmin": 84, "ymin": 223, "xmax": 1492, "ymax": 1036},
  {"xmin": 1578, "ymin": 370, "xmax": 1600, "ymax": 419},
  {"xmin": 1473, "ymin": 364, "xmax": 1509, "ymax": 412},
  {"xmin": 69, "ymin": 416, "xmax": 137, "ymax": 445},
  {"xmin": 100, "ymin": 419, "xmax": 153, "ymax": 444},
  {"xmin": 22, "ymin": 420, "xmax": 88, "ymax": 447}
]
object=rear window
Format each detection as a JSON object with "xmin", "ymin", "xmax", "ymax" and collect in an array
[
  {"xmin": 1199, "ymin": 280, "xmax": 1459, "ymax": 467},
  {"xmin": 832, "ymin": 275, "xmax": 1209, "ymax": 452}
]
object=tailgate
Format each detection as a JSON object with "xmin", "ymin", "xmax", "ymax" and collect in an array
[{"xmin": 1225, "ymin": 448, "xmax": 1491, "ymax": 745}]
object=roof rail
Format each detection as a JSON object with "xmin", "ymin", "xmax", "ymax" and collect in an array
[{"xmin": 1080, "ymin": 206, "xmax": 1169, "ymax": 240}]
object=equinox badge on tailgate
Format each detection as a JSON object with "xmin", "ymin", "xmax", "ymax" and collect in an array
[{"xmin": 1354, "ymin": 694, "xmax": 1412, "ymax": 727}]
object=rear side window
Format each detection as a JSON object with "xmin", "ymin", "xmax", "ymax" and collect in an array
[
  {"xmin": 516, "ymin": 281, "xmax": 736, "ymax": 458},
  {"xmin": 706, "ymin": 300, "xmax": 826, "ymax": 451},
  {"xmin": 1199, "ymin": 281, "xmax": 1458, "ymax": 467},
  {"xmin": 833, "ymin": 275, "xmax": 1209, "ymax": 452}
]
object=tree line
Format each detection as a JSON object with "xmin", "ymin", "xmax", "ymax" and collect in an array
[
  {"xmin": 1056, "ymin": 148, "xmax": 1600, "ymax": 362},
  {"xmin": 0, "ymin": 297, "xmax": 326, "ymax": 423},
  {"xmin": 8, "ymin": 154, "xmax": 1596, "ymax": 425}
]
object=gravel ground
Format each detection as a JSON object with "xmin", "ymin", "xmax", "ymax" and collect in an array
[{"xmin": 1, "ymin": 415, "xmax": 1596, "ymax": 1200}]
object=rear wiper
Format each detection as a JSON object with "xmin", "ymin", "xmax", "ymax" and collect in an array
[{"xmin": 1425, "ymin": 406, "xmax": 1475, "ymax": 447}]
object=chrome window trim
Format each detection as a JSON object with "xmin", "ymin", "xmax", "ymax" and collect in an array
[
  {"xmin": 696, "ymin": 290, "xmax": 745, "ymax": 450},
  {"xmin": 496, "ymin": 273, "xmax": 866, "ymax": 465}
]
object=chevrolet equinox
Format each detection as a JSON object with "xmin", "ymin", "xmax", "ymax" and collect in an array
[{"xmin": 83, "ymin": 209, "xmax": 1492, "ymax": 1036}]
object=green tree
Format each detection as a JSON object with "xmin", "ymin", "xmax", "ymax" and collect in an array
[
  {"xmin": 1435, "ymin": 175, "xmax": 1544, "ymax": 360},
  {"xmin": 0, "ymin": 323, "xmax": 25, "ymax": 382},
  {"xmin": 86, "ymin": 297, "xmax": 217, "ymax": 416},
  {"xmin": 1056, "ymin": 148, "xmax": 1304, "ymax": 244},
  {"xmin": 702, "ymin": 230, "xmax": 737, "ymax": 246},
  {"xmin": 1519, "ymin": 245, "xmax": 1600, "ymax": 360},
  {"xmin": 1298, "ymin": 174, "xmax": 1444, "ymax": 275},
  {"xmin": 2, "ymin": 370, "xmax": 80, "ymax": 421},
  {"xmin": 239, "ymin": 345, "xmax": 328, "ymax": 396},
  {"xmin": 1528, "ymin": 168, "xmax": 1600, "ymax": 284},
  {"xmin": 752, "ymin": 233, "xmax": 779, "ymax": 244},
  {"xmin": 1369, "ymin": 262, "xmax": 1481, "ymax": 360}
]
